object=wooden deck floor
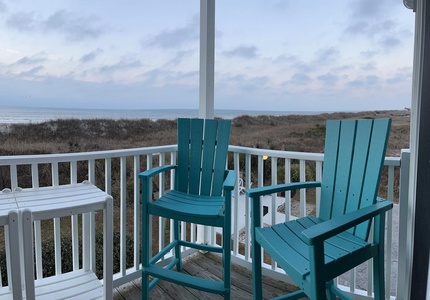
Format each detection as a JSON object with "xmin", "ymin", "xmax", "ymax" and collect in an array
[{"xmin": 113, "ymin": 252, "xmax": 304, "ymax": 300}]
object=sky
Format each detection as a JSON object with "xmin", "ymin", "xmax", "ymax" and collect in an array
[{"xmin": 0, "ymin": 0, "xmax": 416, "ymax": 112}]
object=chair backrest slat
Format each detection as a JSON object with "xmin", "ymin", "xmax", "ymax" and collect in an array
[
  {"xmin": 330, "ymin": 120, "xmax": 357, "ymax": 219},
  {"xmin": 189, "ymin": 119, "xmax": 204, "ymax": 194},
  {"xmin": 200, "ymin": 120, "xmax": 218, "ymax": 195},
  {"xmin": 319, "ymin": 120, "xmax": 341, "ymax": 220},
  {"xmin": 176, "ymin": 118, "xmax": 231, "ymax": 196},
  {"xmin": 177, "ymin": 118, "xmax": 191, "ymax": 193},
  {"xmin": 211, "ymin": 120, "xmax": 231, "ymax": 196},
  {"xmin": 319, "ymin": 119, "xmax": 391, "ymax": 241},
  {"xmin": 354, "ymin": 119, "xmax": 391, "ymax": 239}
]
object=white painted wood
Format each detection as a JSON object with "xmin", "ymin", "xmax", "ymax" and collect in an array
[
  {"xmin": 199, "ymin": 0, "xmax": 215, "ymax": 119},
  {"xmin": 0, "ymin": 209, "xmax": 23, "ymax": 299},
  {"xmin": 233, "ymin": 152, "xmax": 240, "ymax": 255},
  {"xmin": 244, "ymin": 154, "xmax": 251, "ymax": 260},
  {"xmin": 386, "ymin": 166, "xmax": 395, "ymax": 298},
  {"xmin": 284, "ymin": 158, "xmax": 291, "ymax": 222},
  {"xmin": 299, "ymin": 159, "xmax": 306, "ymax": 217},
  {"xmin": 54, "ymin": 217, "xmax": 62, "ymax": 275},
  {"xmin": 133, "ymin": 155, "xmax": 140, "ymax": 271},
  {"xmin": 120, "ymin": 156, "xmax": 127, "ymax": 276},
  {"xmin": 398, "ymin": 150, "xmax": 411, "ymax": 299},
  {"xmin": 105, "ymin": 158, "xmax": 112, "ymax": 195},
  {"xmin": 407, "ymin": 0, "xmax": 424, "ymax": 298},
  {"xmin": 19, "ymin": 182, "xmax": 113, "ymax": 299}
]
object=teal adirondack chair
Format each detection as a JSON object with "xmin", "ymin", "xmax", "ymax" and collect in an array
[
  {"xmin": 246, "ymin": 119, "xmax": 393, "ymax": 300},
  {"xmin": 140, "ymin": 118, "xmax": 235, "ymax": 299}
]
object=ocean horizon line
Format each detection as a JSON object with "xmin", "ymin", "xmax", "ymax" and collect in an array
[{"xmin": 0, "ymin": 106, "xmax": 339, "ymax": 125}]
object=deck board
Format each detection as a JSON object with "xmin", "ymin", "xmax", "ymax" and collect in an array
[{"xmin": 113, "ymin": 252, "xmax": 305, "ymax": 300}]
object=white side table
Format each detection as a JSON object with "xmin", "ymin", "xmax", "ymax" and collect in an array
[{"xmin": 15, "ymin": 181, "xmax": 113, "ymax": 300}]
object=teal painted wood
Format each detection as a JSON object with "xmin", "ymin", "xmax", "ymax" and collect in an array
[
  {"xmin": 318, "ymin": 120, "xmax": 341, "ymax": 221},
  {"xmin": 212, "ymin": 121, "xmax": 231, "ymax": 196},
  {"xmin": 201, "ymin": 120, "xmax": 218, "ymax": 195},
  {"xmin": 355, "ymin": 119, "xmax": 391, "ymax": 240},
  {"xmin": 246, "ymin": 118, "xmax": 392, "ymax": 300},
  {"xmin": 189, "ymin": 119, "xmax": 204, "ymax": 195},
  {"xmin": 177, "ymin": 118, "xmax": 191, "ymax": 193},
  {"xmin": 139, "ymin": 118, "xmax": 234, "ymax": 300},
  {"xmin": 331, "ymin": 120, "xmax": 356, "ymax": 219}
]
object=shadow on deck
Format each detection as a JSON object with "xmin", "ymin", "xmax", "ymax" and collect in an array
[{"xmin": 113, "ymin": 252, "xmax": 303, "ymax": 300}]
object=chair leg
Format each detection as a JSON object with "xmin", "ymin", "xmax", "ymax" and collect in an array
[
  {"xmin": 373, "ymin": 214, "xmax": 386, "ymax": 300},
  {"xmin": 373, "ymin": 252, "xmax": 386, "ymax": 299},
  {"xmin": 142, "ymin": 203, "xmax": 150, "ymax": 300},
  {"xmin": 174, "ymin": 220, "xmax": 182, "ymax": 272},
  {"xmin": 326, "ymin": 281, "xmax": 336, "ymax": 300},
  {"xmin": 252, "ymin": 239, "xmax": 263, "ymax": 300}
]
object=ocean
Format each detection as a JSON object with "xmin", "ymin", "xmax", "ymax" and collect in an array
[{"xmin": 0, "ymin": 106, "xmax": 323, "ymax": 124}]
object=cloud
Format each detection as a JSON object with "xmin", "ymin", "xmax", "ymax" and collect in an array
[
  {"xmin": 315, "ymin": 47, "xmax": 339, "ymax": 64},
  {"xmin": 6, "ymin": 9, "xmax": 105, "ymax": 41},
  {"xmin": 98, "ymin": 59, "xmax": 142, "ymax": 74},
  {"xmin": 43, "ymin": 10, "xmax": 104, "ymax": 41},
  {"xmin": 317, "ymin": 73, "xmax": 339, "ymax": 85},
  {"xmin": 360, "ymin": 62, "xmax": 377, "ymax": 71},
  {"xmin": 344, "ymin": 20, "xmax": 396, "ymax": 38},
  {"xmin": 360, "ymin": 50, "xmax": 378, "ymax": 58},
  {"xmin": 347, "ymin": 75, "xmax": 380, "ymax": 88},
  {"xmin": 348, "ymin": 0, "xmax": 387, "ymax": 20},
  {"xmin": 0, "ymin": 1, "xmax": 7, "ymax": 13},
  {"xmin": 163, "ymin": 49, "xmax": 196, "ymax": 67},
  {"xmin": 272, "ymin": 1, "xmax": 289, "ymax": 11},
  {"xmin": 14, "ymin": 52, "xmax": 48, "ymax": 65},
  {"xmin": 6, "ymin": 12, "xmax": 37, "ymax": 31},
  {"xmin": 386, "ymin": 67, "xmax": 412, "ymax": 85},
  {"xmin": 223, "ymin": 45, "xmax": 259, "ymax": 59},
  {"xmin": 379, "ymin": 36, "xmax": 402, "ymax": 48},
  {"xmin": 80, "ymin": 49, "xmax": 103, "ymax": 64},
  {"xmin": 143, "ymin": 15, "xmax": 199, "ymax": 49},
  {"xmin": 285, "ymin": 73, "xmax": 312, "ymax": 86},
  {"xmin": 18, "ymin": 66, "xmax": 44, "ymax": 77},
  {"xmin": 0, "ymin": 73, "xmax": 199, "ymax": 109}
]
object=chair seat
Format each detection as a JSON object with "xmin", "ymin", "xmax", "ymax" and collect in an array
[
  {"xmin": 33, "ymin": 269, "xmax": 104, "ymax": 300},
  {"xmin": 149, "ymin": 190, "xmax": 225, "ymax": 226},
  {"xmin": 256, "ymin": 215, "xmax": 372, "ymax": 280}
]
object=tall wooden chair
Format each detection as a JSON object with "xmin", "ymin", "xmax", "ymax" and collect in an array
[
  {"xmin": 246, "ymin": 119, "xmax": 392, "ymax": 300},
  {"xmin": 140, "ymin": 118, "xmax": 235, "ymax": 299}
]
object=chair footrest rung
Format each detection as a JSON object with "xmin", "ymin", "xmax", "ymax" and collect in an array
[{"xmin": 144, "ymin": 265, "xmax": 228, "ymax": 295}]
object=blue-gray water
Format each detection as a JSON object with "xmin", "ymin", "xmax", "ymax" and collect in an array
[{"xmin": 0, "ymin": 106, "xmax": 326, "ymax": 124}]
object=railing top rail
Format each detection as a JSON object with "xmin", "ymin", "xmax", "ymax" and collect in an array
[
  {"xmin": 228, "ymin": 145, "xmax": 402, "ymax": 166},
  {"xmin": 0, "ymin": 144, "xmax": 402, "ymax": 167},
  {"xmin": 228, "ymin": 145, "xmax": 324, "ymax": 161},
  {"xmin": 0, "ymin": 145, "xmax": 178, "ymax": 166}
]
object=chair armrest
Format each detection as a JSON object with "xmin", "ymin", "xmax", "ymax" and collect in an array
[
  {"xmin": 139, "ymin": 165, "xmax": 177, "ymax": 180},
  {"xmin": 223, "ymin": 170, "xmax": 236, "ymax": 192},
  {"xmin": 245, "ymin": 181, "xmax": 321, "ymax": 198},
  {"xmin": 301, "ymin": 200, "xmax": 393, "ymax": 245}
]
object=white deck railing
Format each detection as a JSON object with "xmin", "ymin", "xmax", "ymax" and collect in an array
[{"xmin": 0, "ymin": 146, "xmax": 409, "ymax": 299}]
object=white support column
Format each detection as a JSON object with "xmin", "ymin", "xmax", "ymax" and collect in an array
[
  {"xmin": 408, "ymin": 0, "xmax": 430, "ymax": 298},
  {"xmin": 198, "ymin": 0, "xmax": 215, "ymax": 119},
  {"xmin": 197, "ymin": 0, "xmax": 216, "ymax": 247}
]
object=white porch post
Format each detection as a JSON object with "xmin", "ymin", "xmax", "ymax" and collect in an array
[
  {"xmin": 198, "ymin": 0, "xmax": 215, "ymax": 119},
  {"xmin": 197, "ymin": 0, "xmax": 215, "ymax": 246},
  {"xmin": 407, "ymin": 0, "xmax": 430, "ymax": 298}
]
